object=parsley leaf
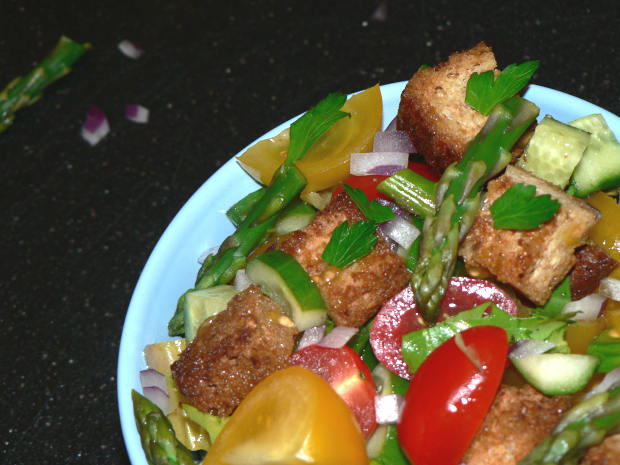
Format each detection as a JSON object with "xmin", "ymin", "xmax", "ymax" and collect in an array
[
  {"xmin": 466, "ymin": 60, "xmax": 540, "ymax": 115},
  {"xmin": 286, "ymin": 92, "xmax": 350, "ymax": 164},
  {"xmin": 343, "ymin": 184, "xmax": 395, "ymax": 223},
  {"xmin": 490, "ymin": 183, "xmax": 560, "ymax": 229},
  {"xmin": 322, "ymin": 220, "xmax": 377, "ymax": 268}
]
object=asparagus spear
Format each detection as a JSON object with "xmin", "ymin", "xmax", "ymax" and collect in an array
[
  {"xmin": 168, "ymin": 92, "xmax": 350, "ymax": 336},
  {"xmin": 377, "ymin": 167, "xmax": 437, "ymax": 218},
  {"xmin": 132, "ymin": 390, "xmax": 195, "ymax": 465},
  {"xmin": 519, "ymin": 386, "xmax": 620, "ymax": 465},
  {"xmin": 0, "ymin": 35, "xmax": 90, "ymax": 133},
  {"xmin": 412, "ymin": 96, "xmax": 539, "ymax": 324}
]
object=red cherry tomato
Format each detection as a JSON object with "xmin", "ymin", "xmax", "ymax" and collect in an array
[
  {"xmin": 398, "ymin": 326, "xmax": 508, "ymax": 465},
  {"xmin": 289, "ymin": 345, "xmax": 377, "ymax": 438},
  {"xmin": 370, "ymin": 278, "xmax": 517, "ymax": 379}
]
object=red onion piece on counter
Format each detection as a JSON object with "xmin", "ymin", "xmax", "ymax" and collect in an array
[
  {"xmin": 350, "ymin": 152, "xmax": 408, "ymax": 176},
  {"xmin": 599, "ymin": 278, "xmax": 620, "ymax": 301},
  {"xmin": 118, "ymin": 39, "xmax": 144, "ymax": 59},
  {"xmin": 297, "ymin": 325, "xmax": 326, "ymax": 351},
  {"xmin": 139, "ymin": 368, "xmax": 168, "ymax": 393},
  {"xmin": 125, "ymin": 104, "xmax": 150, "ymax": 123},
  {"xmin": 562, "ymin": 293, "xmax": 606, "ymax": 320},
  {"xmin": 374, "ymin": 394, "xmax": 404, "ymax": 424},
  {"xmin": 142, "ymin": 386, "xmax": 172, "ymax": 415},
  {"xmin": 379, "ymin": 216, "xmax": 420, "ymax": 250},
  {"xmin": 81, "ymin": 106, "xmax": 109, "ymax": 146},
  {"xmin": 509, "ymin": 339, "xmax": 556, "ymax": 360},
  {"xmin": 373, "ymin": 130, "xmax": 416, "ymax": 153},
  {"xmin": 318, "ymin": 326, "xmax": 358, "ymax": 348}
]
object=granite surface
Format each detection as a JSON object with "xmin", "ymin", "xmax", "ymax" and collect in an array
[{"xmin": 2, "ymin": 0, "xmax": 619, "ymax": 463}]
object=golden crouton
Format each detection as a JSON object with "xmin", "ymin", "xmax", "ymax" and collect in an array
[
  {"xmin": 279, "ymin": 192, "xmax": 410, "ymax": 327},
  {"xmin": 171, "ymin": 285, "xmax": 297, "ymax": 416},
  {"xmin": 397, "ymin": 42, "xmax": 497, "ymax": 175},
  {"xmin": 462, "ymin": 384, "xmax": 574, "ymax": 465},
  {"xmin": 581, "ymin": 433, "xmax": 620, "ymax": 465},
  {"xmin": 460, "ymin": 165, "xmax": 599, "ymax": 306}
]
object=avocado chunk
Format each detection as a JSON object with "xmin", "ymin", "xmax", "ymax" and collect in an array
[{"xmin": 184, "ymin": 285, "xmax": 238, "ymax": 342}]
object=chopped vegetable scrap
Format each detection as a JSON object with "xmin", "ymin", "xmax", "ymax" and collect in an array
[
  {"xmin": 118, "ymin": 39, "xmax": 144, "ymax": 59},
  {"xmin": 0, "ymin": 35, "xmax": 90, "ymax": 133},
  {"xmin": 130, "ymin": 41, "xmax": 620, "ymax": 465},
  {"xmin": 125, "ymin": 104, "xmax": 150, "ymax": 123},
  {"xmin": 80, "ymin": 105, "xmax": 110, "ymax": 146}
]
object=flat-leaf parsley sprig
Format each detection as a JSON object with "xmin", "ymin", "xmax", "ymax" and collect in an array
[
  {"xmin": 490, "ymin": 183, "xmax": 560, "ymax": 230},
  {"xmin": 466, "ymin": 60, "xmax": 539, "ymax": 115}
]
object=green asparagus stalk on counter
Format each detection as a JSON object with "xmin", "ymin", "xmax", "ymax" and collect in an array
[
  {"xmin": 412, "ymin": 96, "xmax": 539, "ymax": 324},
  {"xmin": 0, "ymin": 35, "xmax": 90, "ymax": 133},
  {"xmin": 132, "ymin": 390, "xmax": 195, "ymax": 465},
  {"xmin": 519, "ymin": 385, "xmax": 620, "ymax": 465},
  {"xmin": 168, "ymin": 92, "xmax": 350, "ymax": 336}
]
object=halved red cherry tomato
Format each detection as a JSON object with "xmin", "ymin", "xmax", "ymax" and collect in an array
[
  {"xmin": 289, "ymin": 345, "xmax": 377, "ymax": 438},
  {"xmin": 370, "ymin": 277, "xmax": 517, "ymax": 379},
  {"xmin": 332, "ymin": 161, "xmax": 439, "ymax": 202},
  {"xmin": 397, "ymin": 326, "xmax": 508, "ymax": 465}
]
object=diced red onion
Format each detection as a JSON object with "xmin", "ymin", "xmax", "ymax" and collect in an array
[
  {"xmin": 379, "ymin": 216, "xmax": 420, "ymax": 250},
  {"xmin": 234, "ymin": 268, "xmax": 253, "ymax": 292},
  {"xmin": 562, "ymin": 293, "xmax": 606, "ymax": 320},
  {"xmin": 374, "ymin": 394, "xmax": 404, "ymax": 424},
  {"xmin": 373, "ymin": 130, "xmax": 416, "ymax": 153},
  {"xmin": 385, "ymin": 117, "xmax": 397, "ymax": 132},
  {"xmin": 140, "ymin": 368, "xmax": 168, "ymax": 393},
  {"xmin": 125, "ymin": 104, "xmax": 150, "ymax": 124},
  {"xmin": 584, "ymin": 367, "xmax": 620, "ymax": 399},
  {"xmin": 297, "ymin": 325, "xmax": 326, "ymax": 351},
  {"xmin": 142, "ymin": 386, "xmax": 172, "ymax": 415},
  {"xmin": 118, "ymin": 39, "xmax": 144, "ymax": 59},
  {"xmin": 81, "ymin": 106, "xmax": 110, "ymax": 146},
  {"xmin": 509, "ymin": 339, "xmax": 556, "ymax": 360},
  {"xmin": 318, "ymin": 326, "xmax": 358, "ymax": 348},
  {"xmin": 599, "ymin": 278, "xmax": 620, "ymax": 301},
  {"xmin": 350, "ymin": 152, "xmax": 408, "ymax": 176}
]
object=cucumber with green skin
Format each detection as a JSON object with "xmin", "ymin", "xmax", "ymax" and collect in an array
[
  {"xmin": 517, "ymin": 115, "xmax": 590, "ymax": 189},
  {"xmin": 183, "ymin": 285, "xmax": 238, "ymax": 342},
  {"xmin": 510, "ymin": 353, "xmax": 599, "ymax": 396},
  {"xmin": 275, "ymin": 200, "xmax": 316, "ymax": 235},
  {"xmin": 568, "ymin": 114, "xmax": 620, "ymax": 197},
  {"xmin": 245, "ymin": 250, "xmax": 327, "ymax": 330}
]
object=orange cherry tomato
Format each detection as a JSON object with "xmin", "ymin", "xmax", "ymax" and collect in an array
[{"xmin": 202, "ymin": 366, "xmax": 368, "ymax": 465}]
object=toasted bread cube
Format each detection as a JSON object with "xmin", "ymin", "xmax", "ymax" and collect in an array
[
  {"xmin": 397, "ymin": 42, "xmax": 497, "ymax": 175},
  {"xmin": 460, "ymin": 165, "xmax": 599, "ymax": 305},
  {"xmin": 279, "ymin": 192, "xmax": 410, "ymax": 327}
]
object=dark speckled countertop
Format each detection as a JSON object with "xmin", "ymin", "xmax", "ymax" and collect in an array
[{"xmin": 2, "ymin": 1, "xmax": 619, "ymax": 463}]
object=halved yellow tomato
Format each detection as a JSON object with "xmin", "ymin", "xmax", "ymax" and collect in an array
[
  {"xmin": 237, "ymin": 84, "xmax": 382, "ymax": 196},
  {"xmin": 201, "ymin": 366, "xmax": 369, "ymax": 465},
  {"xmin": 587, "ymin": 191, "xmax": 620, "ymax": 279}
]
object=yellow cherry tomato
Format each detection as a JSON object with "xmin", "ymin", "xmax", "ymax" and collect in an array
[
  {"xmin": 201, "ymin": 366, "xmax": 369, "ymax": 465},
  {"xmin": 566, "ymin": 318, "xmax": 606, "ymax": 354},
  {"xmin": 237, "ymin": 84, "xmax": 382, "ymax": 195},
  {"xmin": 586, "ymin": 191, "xmax": 620, "ymax": 280}
]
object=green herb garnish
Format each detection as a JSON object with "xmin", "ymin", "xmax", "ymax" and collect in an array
[
  {"xmin": 490, "ymin": 183, "xmax": 560, "ymax": 229},
  {"xmin": 322, "ymin": 220, "xmax": 377, "ymax": 268},
  {"xmin": 401, "ymin": 303, "xmax": 569, "ymax": 373},
  {"xmin": 286, "ymin": 92, "xmax": 350, "ymax": 164},
  {"xmin": 466, "ymin": 60, "xmax": 539, "ymax": 115},
  {"xmin": 343, "ymin": 184, "xmax": 395, "ymax": 223}
]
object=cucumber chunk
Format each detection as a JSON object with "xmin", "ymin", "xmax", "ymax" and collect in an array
[
  {"xmin": 517, "ymin": 115, "xmax": 590, "ymax": 188},
  {"xmin": 510, "ymin": 353, "xmax": 599, "ymax": 396},
  {"xmin": 181, "ymin": 403, "xmax": 229, "ymax": 445},
  {"xmin": 245, "ymin": 250, "xmax": 327, "ymax": 331},
  {"xmin": 183, "ymin": 285, "xmax": 238, "ymax": 341},
  {"xmin": 275, "ymin": 200, "xmax": 316, "ymax": 235},
  {"xmin": 568, "ymin": 114, "xmax": 620, "ymax": 197}
]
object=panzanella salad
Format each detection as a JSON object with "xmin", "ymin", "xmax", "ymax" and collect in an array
[{"xmin": 131, "ymin": 42, "xmax": 620, "ymax": 465}]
